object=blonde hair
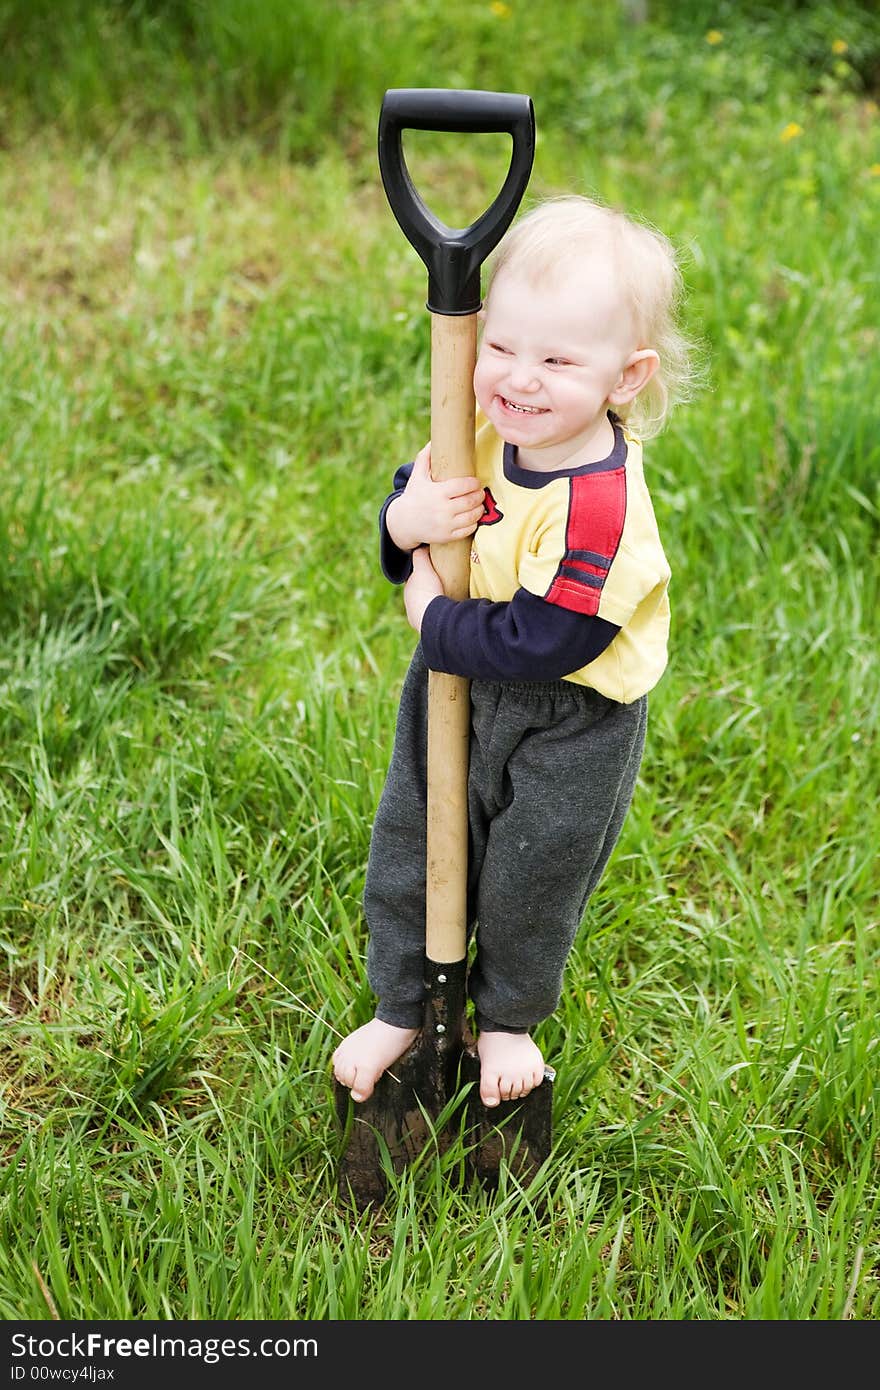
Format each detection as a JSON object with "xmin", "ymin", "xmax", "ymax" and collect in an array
[{"xmin": 485, "ymin": 195, "xmax": 698, "ymax": 438}]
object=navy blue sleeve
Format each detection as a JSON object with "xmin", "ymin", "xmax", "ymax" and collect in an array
[
  {"xmin": 379, "ymin": 461, "xmax": 415, "ymax": 584},
  {"xmin": 420, "ymin": 587, "xmax": 620, "ymax": 682}
]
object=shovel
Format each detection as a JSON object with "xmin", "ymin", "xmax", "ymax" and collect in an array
[{"xmin": 336, "ymin": 88, "xmax": 553, "ymax": 1211}]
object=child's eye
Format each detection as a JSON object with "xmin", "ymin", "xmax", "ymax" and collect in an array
[
  {"xmin": 546, "ymin": 357, "xmax": 572, "ymax": 366},
  {"xmin": 488, "ymin": 342, "xmax": 510, "ymax": 354}
]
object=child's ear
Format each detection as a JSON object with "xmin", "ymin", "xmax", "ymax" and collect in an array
[{"xmin": 608, "ymin": 349, "xmax": 660, "ymax": 405}]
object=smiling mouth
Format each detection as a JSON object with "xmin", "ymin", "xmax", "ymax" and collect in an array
[{"xmin": 501, "ymin": 397, "xmax": 547, "ymax": 415}]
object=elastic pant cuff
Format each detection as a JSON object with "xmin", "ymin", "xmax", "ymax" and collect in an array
[
  {"xmin": 375, "ymin": 1001, "xmax": 425, "ymax": 1031},
  {"xmin": 474, "ymin": 1012, "xmax": 529, "ymax": 1036}
]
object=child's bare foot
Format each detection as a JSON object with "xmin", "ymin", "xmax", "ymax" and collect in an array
[
  {"xmin": 477, "ymin": 1030, "xmax": 545, "ymax": 1108},
  {"xmin": 332, "ymin": 1019, "xmax": 419, "ymax": 1103}
]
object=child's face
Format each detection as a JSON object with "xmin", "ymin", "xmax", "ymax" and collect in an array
[{"xmin": 473, "ymin": 259, "xmax": 643, "ymax": 467}]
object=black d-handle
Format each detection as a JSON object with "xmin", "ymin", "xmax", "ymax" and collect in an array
[{"xmin": 378, "ymin": 88, "xmax": 535, "ymax": 315}]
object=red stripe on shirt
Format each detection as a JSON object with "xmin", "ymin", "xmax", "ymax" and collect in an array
[{"xmin": 545, "ymin": 468, "xmax": 627, "ymax": 616}]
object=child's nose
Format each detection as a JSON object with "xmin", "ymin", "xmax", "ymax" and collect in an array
[{"xmin": 507, "ymin": 360, "xmax": 540, "ymax": 391}]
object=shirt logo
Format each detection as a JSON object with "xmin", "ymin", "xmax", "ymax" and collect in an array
[{"xmin": 478, "ymin": 487, "xmax": 503, "ymax": 526}]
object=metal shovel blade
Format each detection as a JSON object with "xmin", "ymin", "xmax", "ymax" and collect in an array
[{"xmin": 335, "ymin": 957, "xmax": 555, "ymax": 1208}]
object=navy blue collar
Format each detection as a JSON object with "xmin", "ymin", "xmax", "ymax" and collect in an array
[{"xmin": 503, "ymin": 413, "xmax": 627, "ymax": 489}]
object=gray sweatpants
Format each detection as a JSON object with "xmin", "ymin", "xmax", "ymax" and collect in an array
[{"xmin": 364, "ymin": 645, "xmax": 647, "ymax": 1034}]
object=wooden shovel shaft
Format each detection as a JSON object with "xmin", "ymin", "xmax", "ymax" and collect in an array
[{"xmin": 425, "ymin": 312, "xmax": 477, "ymax": 965}]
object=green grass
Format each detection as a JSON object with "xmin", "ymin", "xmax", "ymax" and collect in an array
[{"xmin": 1, "ymin": 0, "xmax": 878, "ymax": 1321}]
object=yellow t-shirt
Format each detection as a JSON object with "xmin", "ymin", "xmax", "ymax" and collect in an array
[{"xmin": 469, "ymin": 413, "xmax": 671, "ymax": 703}]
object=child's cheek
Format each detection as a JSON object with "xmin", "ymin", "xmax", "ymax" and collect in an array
[{"xmin": 473, "ymin": 356, "xmax": 493, "ymax": 412}]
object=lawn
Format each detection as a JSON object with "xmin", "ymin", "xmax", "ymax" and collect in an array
[{"xmin": 0, "ymin": 0, "xmax": 878, "ymax": 1320}]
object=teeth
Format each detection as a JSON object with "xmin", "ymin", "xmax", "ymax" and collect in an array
[{"xmin": 504, "ymin": 398, "xmax": 544, "ymax": 414}]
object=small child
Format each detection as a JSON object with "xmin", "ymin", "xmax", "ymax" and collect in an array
[{"xmin": 333, "ymin": 195, "xmax": 695, "ymax": 1109}]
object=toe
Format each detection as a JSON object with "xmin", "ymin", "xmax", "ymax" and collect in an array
[
  {"xmin": 480, "ymin": 1076, "xmax": 502, "ymax": 1107},
  {"xmin": 349, "ymin": 1068, "xmax": 374, "ymax": 1103}
]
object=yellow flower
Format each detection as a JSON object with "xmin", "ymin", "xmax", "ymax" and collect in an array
[
  {"xmin": 831, "ymin": 38, "xmax": 849, "ymax": 55},
  {"xmin": 869, "ymin": 164, "xmax": 880, "ymax": 177},
  {"xmin": 705, "ymin": 29, "xmax": 723, "ymax": 45},
  {"xmin": 780, "ymin": 122, "xmax": 804, "ymax": 143},
  {"xmin": 490, "ymin": 1, "xmax": 512, "ymax": 16}
]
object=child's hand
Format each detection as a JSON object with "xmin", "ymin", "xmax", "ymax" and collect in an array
[
  {"xmin": 386, "ymin": 442, "xmax": 485, "ymax": 552},
  {"xmin": 404, "ymin": 545, "xmax": 445, "ymax": 633}
]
